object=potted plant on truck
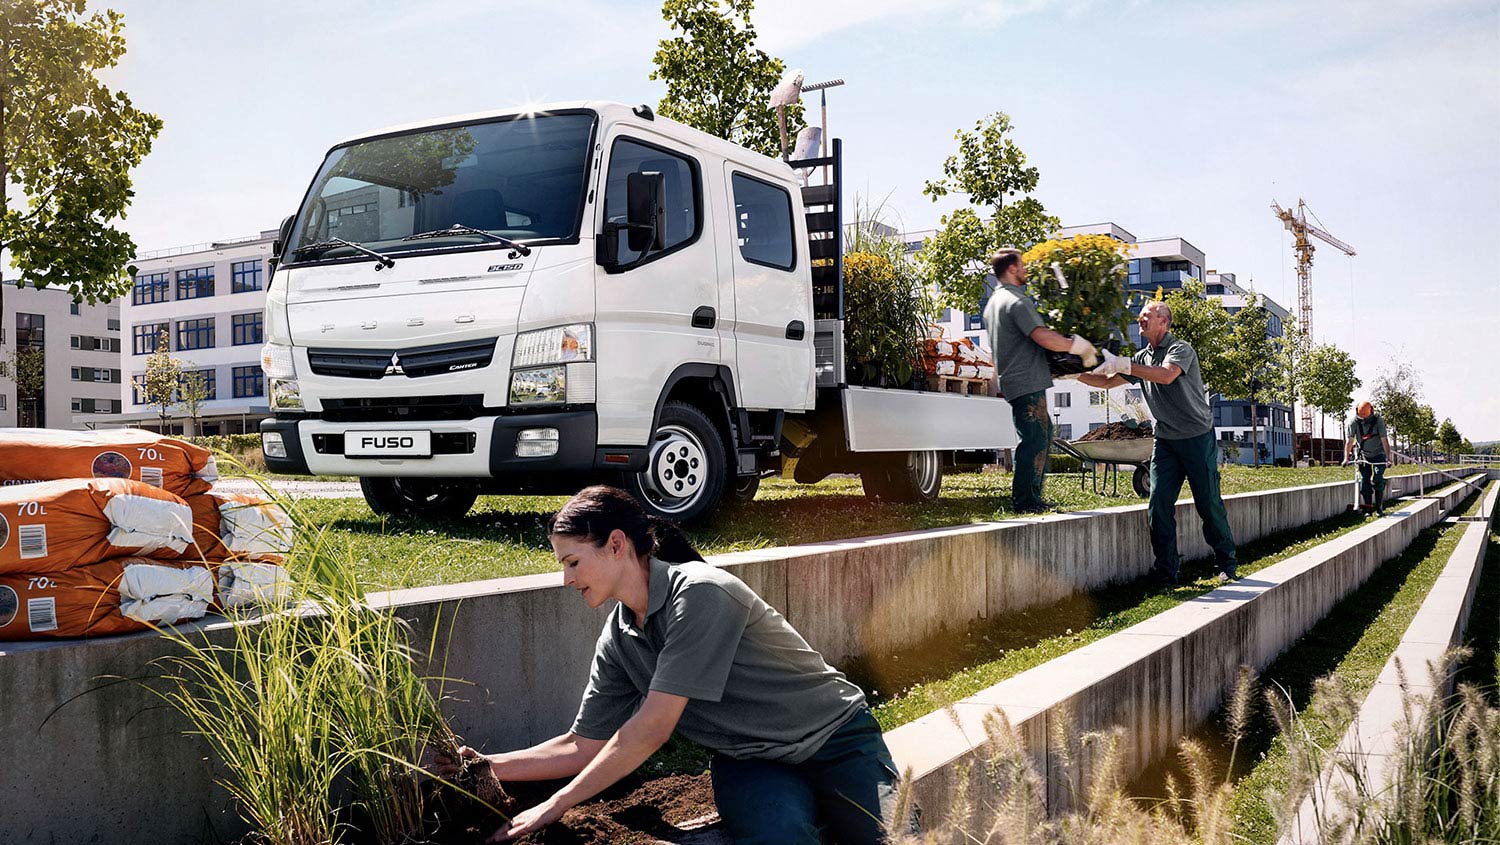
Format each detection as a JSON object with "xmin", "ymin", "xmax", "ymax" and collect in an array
[{"xmin": 1022, "ymin": 234, "xmax": 1135, "ymax": 374}]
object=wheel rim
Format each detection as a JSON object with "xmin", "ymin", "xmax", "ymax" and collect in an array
[
  {"xmin": 910, "ymin": 450, "xmax": 941, "ymax": 494},
  {"xmin": 640, "ymin": 424, "xmax": 710, "ymax": 514},
  {"xmin": 392, "ymin": 478, "xmax": 459, "ymax": 506}
]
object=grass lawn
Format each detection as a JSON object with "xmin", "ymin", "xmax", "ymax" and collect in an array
[{"xmin": 285, "ymin": 464, "xmax": 1465, "ymax": 591}]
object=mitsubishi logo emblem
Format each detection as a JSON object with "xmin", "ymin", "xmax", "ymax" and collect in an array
[{"xmin": 384, "ymin": 353, "xmax": 405, "ymax": 376}]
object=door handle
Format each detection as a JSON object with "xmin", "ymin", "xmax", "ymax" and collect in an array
[
  {"xmin": 785, "ymin": 320, "xmax": 805, "ymax": 340},
  {"xmin": 692, "ymin": 306, "xmax": 716, "ymax": 329}
]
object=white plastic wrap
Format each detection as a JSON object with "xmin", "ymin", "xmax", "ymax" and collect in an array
[
  {"xmin": 217, "ymin": 561, "xmax": 293, "ymax": 608},
  {"xmin": 218, "ymin": 498, "xmax": 293, "ymax": 557},
  {"xmin": 118, "ymin": 562, "xmax": 213, "ymax": 623},
  {"xmin": 102, "ymin": 494, "xmax": 193, "ymax": 555}
]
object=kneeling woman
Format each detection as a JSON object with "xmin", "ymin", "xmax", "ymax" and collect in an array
[{"xmin": 449, "ymin": 485, "xmax": 901, "ymax": 844}]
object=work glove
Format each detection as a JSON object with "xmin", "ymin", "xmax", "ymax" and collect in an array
[
  {"xmin": 1068, "ymin": 335, "xmax": 1098, "ymax": 368},
  {"xmin": 1091, "ymin": 349, "xmax": 1132, "ymax": 378}
]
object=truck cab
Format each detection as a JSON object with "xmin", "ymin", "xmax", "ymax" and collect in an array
[{"xmin": 260, "ymin": 102, "xmax": 815, "ymax": 522}]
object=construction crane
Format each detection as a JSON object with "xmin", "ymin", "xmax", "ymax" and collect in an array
[{"xmin": 1272, "ymin": 198, "xmax": 1356, "ymax": 433}]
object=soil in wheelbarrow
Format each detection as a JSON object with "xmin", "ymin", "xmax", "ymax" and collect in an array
[
  {"xmin": 419, "ymin": 771, "xmax": 718, "ymax": 844},
  {"xmin": 1076, "ymin": 420, "xmax": 1153, "ymax": 442}
]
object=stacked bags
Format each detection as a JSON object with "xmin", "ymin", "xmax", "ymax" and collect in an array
[
  {"xmin": 921, "ymin": 332, "xmax": 997, "ymax": 384},
  {"xmin": 0, "ymin": 430, "xmax": 293, "ymax": 640}
]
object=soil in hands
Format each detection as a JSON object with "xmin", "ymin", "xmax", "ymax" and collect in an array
[
  {"xmin": 1076, "ymin": 420, "xmax": 1152, "ymax": 442},
  {"xmin": 422, "ymin": 772, "xmax": 717, "ymax": 844}
]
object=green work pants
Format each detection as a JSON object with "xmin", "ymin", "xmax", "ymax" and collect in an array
[
  {"xmin": 1358, "ymin": 462, "xmax": 1387, "ymax": 512},
  {"xmin": 1149, "ymin": 431, "xmax": 1237, "ymax": 578},
  {"xmin": 1011, "ymin": 389, "xmax": 1051, "ymax": 511}
]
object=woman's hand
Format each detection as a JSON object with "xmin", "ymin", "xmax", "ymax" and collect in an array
[{"xmin": 490, "ymin": 799, "xmax": 566, "ymax": 842}]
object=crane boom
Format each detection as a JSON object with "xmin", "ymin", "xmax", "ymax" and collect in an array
[{"xmin": 1271, "ymin": 197, "xmax": 1356, "ymax": 435}]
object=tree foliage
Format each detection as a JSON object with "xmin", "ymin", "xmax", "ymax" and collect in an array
[
  {"xmin": 1162, "ymin": 279, "xmax": 1234, "ymax": 397},
  {"xmin": 0, "ymin": 0, "xmax": 163, "ymax": 316},
  {"xmin": 1372, "ymin": 358, "xmax": 1423, "ymax": 452},
  {"xmin": 920, "ymin": 113, "xmax": 1058, "ymax": 310},
  {"xmin": 1, "ymin": 345, "xmax": 46, "ymax": 425},
  {"xmin": 1299, "ymin": 343, "xmax": 1360, "ymax": 425},
  {"xmin": 1436, "ymin": 418, "xmax": 1463, "ymax": 455},
  {"xmin": 650, "ymin": 0, "xmax": 802, "ymax": 158},
  {"xmin": 177, "ymin": 368, "xmax": 211, "ymax": 432},
  {"xmin": 142, "ymin": 329, "xmax": 181, "ymax": 433}
]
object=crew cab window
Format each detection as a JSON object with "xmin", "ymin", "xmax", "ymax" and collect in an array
[
  {"xmin": 731, "ymin": 173, "xmax": 796, "ymax": 271},
  {"xmin": 602, "ymin": 138, "xmax": 699, "ymax": 265}
]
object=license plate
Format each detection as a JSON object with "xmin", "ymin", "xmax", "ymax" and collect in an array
[{"xmin": 345, "ymin": 430, "xmax": 432, "ymax": 458}]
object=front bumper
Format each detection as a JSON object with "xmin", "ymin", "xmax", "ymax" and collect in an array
[{"xmin": 260, "ymin": 410, "xmax": 599, "ymax": 477}]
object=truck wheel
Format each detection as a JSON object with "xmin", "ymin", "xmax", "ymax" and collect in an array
[
  {"xmin": 359, "ymin": 477, "xmax": 479, "ymax": 521},
  {"xmin": 1132, "ymin": 465, "xmax": 1152, "ymax": 497},
  {"xmin": 729, "ymin": 474, "xmax": 761, "ymax": 504},
  {"xmin": 622, "ymin": 401, "xmax": 727, "ymax": 525},
  {"xmin": 861, "ymin": 450, "xmax": 943, "ymax": 503}
]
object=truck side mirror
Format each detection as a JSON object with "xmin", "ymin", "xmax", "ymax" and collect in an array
[
  {"xmin": 625, "ymin": 171, "xmax": 665, "ymax": 253},
  {"xmin": 272, "ymin": 214, "xmax": 295, "ymax": 260}
]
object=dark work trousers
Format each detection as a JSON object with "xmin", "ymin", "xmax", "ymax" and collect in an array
[
  {"xmin": 1358, "ymin": 461, "xmax": 1388, "ymax": 512},
  {"xmin": 709, "ymin": 708, "xmax": 904, "ymax": 844},
  {"xmin": 1148, "ymin": 431, "xmax": 1238, "ymax": 579},
  {"xmin": 1010, "ymin": 389, "xmax": 1051, "ymax": 511}
]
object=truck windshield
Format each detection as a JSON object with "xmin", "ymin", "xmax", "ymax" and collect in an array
[{"xmin": 284, "ymin": 111, "xmax": 595, "ymax": 263}]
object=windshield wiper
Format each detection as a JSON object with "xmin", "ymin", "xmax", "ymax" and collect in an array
[
  {"xmin": 292, "ymin": 238, "xmax": 395, "ymax": 269},
  {"xmin": 402, "ymin": 224, "xmax": 532, "ymax": 257}
]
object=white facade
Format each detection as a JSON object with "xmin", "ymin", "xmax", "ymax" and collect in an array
[
  {"xmin": 116, "ymin": 232, "xmax": 276, "ymax": 434},
  {"xmin": 0, "ymin": 280, "xmax": 122, "ymax": 429}
]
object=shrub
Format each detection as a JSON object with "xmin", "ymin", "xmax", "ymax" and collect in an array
[
  {"xmin": 843, "ymin": 250, "xmax": 935, "ymax": 387},
  {"xmin": 1023, "ymin": 234, "xmax": 1135, "ymax": 352}
]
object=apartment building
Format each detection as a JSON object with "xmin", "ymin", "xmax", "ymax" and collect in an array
[
  {"xmin": 116, "ymin": 231, "xmax": 275, "ymax": 435},
  {"xmin": 0, "ymin": 279, "xmax": 123, "ymax": 429}
]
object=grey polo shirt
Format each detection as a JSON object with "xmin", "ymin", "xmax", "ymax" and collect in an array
[
  {"xmin": 983, "ymin": 284, "xmax": 1052, "ymax": 399},
  {"xmin": 1350, "ymin": 414, "xmax": 1388, "ymax": 461},
  {"xmin": 571, "ymin": 557, "xmax": 866, "ymax": 764},
  {"xmin": 1124, "ymin": 333, "xmax": 1214, "ymax": 440}
]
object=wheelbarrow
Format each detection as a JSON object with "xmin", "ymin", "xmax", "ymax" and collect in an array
[{"xmin": 1054, "ymin": 435, "xmax": 1154, "ymax": 497}]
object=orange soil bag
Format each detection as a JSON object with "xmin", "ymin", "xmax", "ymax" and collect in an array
[
  {"xmin": 0, "ymin": 557, "xmax": 213, "ymax": 640},
  {"xmin": 0, "ymin": 428, "xmax": 218, "ymax": 497},
  {"xmin": 0, "ymin": 478, "xmax": 193, "ymax": 575},
  {"xmin": 180, "ymin": 491, "xmax": 293, "ymax": 563}
]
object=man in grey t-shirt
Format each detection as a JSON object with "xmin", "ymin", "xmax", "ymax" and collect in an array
[
  {"xmin": 1346, "ymin": 401, "xmax": 1392, "ymax": 515},
  {"xmin": 1080, "ymin": 300, "xmax": 1237, "ymax": 582},
  {"xmin": 982, "ymin": 248, "xmax": 1098, "ymax": 513}
]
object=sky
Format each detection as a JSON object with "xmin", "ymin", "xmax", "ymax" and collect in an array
[{"xmin": 88, "ymin": 0, "xmax": 1500, "ymax": 439}]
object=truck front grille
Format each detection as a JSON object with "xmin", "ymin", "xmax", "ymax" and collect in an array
[
  {"xmin": 319, "ymin": 395, "xmax": 493, "ymax": 422},
  {"xmin": 307, "ymin": 337, "xmax": 498, "ymax": 379}
]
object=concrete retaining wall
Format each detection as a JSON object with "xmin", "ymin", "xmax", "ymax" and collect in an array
[
  {"xmin": 0, "ymin": 468, "xmax": 1470, "ymax": 843},
  {"xmin": 884, "ymin": 474, "xmax": 1482, "ymax": 819},
  {"xmin": 1280, "ymin": 480, "xmax": 1499, "ymax": 843}
]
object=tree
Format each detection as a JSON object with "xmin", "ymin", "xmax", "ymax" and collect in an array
[
  {"xmin": 650, "ymin": 0, "xmax": 802, "ymax": 158},
  {"xmin": 1436, "ymin": 418, "xmax": 1463, "ymax": 456},
  {"xmin": 1218, "ymin": 295, "xmax": 1290, "ymax": 467},
  {"xmin": 1412, "ymin": 403, "xmax": 1438, "ymax": 462},
  {"xmin": 1162, "ymin": 279, "xmax": 1234, "ymax": 398},
  {"xmin": 920, "ymin": 113, "xmax": 1059, "ymax": 310},
  {"xmin": 177, "ymin": 368, "xmax": 211, "ymax": 435},
  {"xmin": 1372, "ymin": 359, "xmax": 1422, "ymax": 458},
  {"xmin": 141, "ymin": 329, "xmax": 180, "ymax": 433},
  {"xmin": 0, "ymin": 0, "xmax": 164, "ymax": 318},
  {"xmin": 0, "ymin": 344, "xmax": 46, "ymax": 426},
  {"xmin": 1300, "ymin": 343, "xmax": 1360, "ymax": 460}
]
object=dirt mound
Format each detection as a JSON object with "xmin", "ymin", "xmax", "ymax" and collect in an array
[{"xmin": 1077, "ymin": 421, "xmax": 1152, "ymax": 442}]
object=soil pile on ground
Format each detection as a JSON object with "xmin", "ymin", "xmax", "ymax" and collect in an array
[
  {"xmin": 424, "ymin": 772, "xmax": 717, "ymax": 844},
  {"xmin": 1077, "ymin": 421, "xmax": 1152, "ymax": 442}
]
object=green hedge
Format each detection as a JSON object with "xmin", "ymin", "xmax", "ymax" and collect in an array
[
  {"xmin": 1049, "ymin": 453, "xmax": 1082, "ymax": 473},
  {"xmin": 189, "ymin": 433, "xmax": 261, "ymax": 455}
]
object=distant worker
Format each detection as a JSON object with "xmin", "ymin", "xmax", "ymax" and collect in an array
[
  {"xmin": 1081, "ymin": 301, "xmax": 1238, "ymax": 583},
  {"xmin": 1345, "ymin": 401, "xmax": 1393, "ymax": 515},
  {"xmin": 982, "ymin": 248, "xmax": 1099, "ymax": 513}
]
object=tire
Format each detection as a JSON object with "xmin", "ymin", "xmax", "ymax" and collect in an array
[
  {"xmin": 359, "ymin": 476, "xmax": 479, "ymax": 520},
  {"xmin": 620, "ymin": 401, "xmax": 728, "ymax": 525},
  {"xmin": 1132, "ymin": 465, "xmax": 1152, "ymax": 497},
  {"xmin": 729, "ymin": 474, "xmax": 761, "ymax": 504},
  {"xmin": 860, "ymin": 450, "xmax": 944, "ymax": 503}
]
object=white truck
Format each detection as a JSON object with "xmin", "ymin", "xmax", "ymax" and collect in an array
[{"xmin": 259, "ymin": 101, "xmax": 1017, "ymax": 523}]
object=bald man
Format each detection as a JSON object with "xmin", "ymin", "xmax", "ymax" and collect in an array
[
  {"xmin": 1346, "ymin": 401, "xmax": 1392, "ymax": 515},
  {"xmin": 1080, "ymin": 301, "xmax": 1238, "ymax": 583}
]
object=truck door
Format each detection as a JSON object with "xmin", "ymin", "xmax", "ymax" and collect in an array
[
  {"xmin": 722, "ymin": 165, "xmax": 815, "ymax": 411},
  {"xmin": 593, "ymin": 134, "xmax": 723, "ymax": 445}
]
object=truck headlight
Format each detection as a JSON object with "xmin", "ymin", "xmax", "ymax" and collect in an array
[
  {"xmin": 512, "ymin": 324, "xmax": 592, "ymax": 369},
  {"xmin": 261, "ymin": 343, "xmax": 297, "ymax": 379},
  {"xmin": 269, "ymin": 378, "xmax": 303, "ymax": 411},
  {"xmin": 509, "ymin": 367, "xmax": 566, "ymax": 406}
]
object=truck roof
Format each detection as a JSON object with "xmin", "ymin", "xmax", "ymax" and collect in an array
[{"xmin": 332, "ymin": 100, "xmax": 798, "ymax": 181}]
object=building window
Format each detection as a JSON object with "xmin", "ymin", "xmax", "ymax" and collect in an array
[
  {"xmin": 231, "ymin": 312, "xmax": 263, "ymax": 346},
  {"xmin": 1057, "ymin": 423, "xmax": 1073, "ymax": 440},
  {"xmin": 69, "ymin": 302, "xmax": 81, "ymax": 315},
  {"xmin": 16, "ymin": 312, "xmax": 44, "ymax": 346},
  {"xmin": 1089, "ymin": 391, "xmax": 1107, "ymax": 406},
  {"xmin": 1054, "ymin": 393, "xmax": 1071, "ymax": 408},
  {"xmin": 133, "ymin": 322, "xmax": 170, "ymax": 355},
  {"xmin": 133, "ymin": 272, "xmax": 169, "ymax": 305},
  {"xmin": 1088, "ymin": 422, "xmax": 1105, "ymax": 432},
  {"xmin": 1126, "ymin": 388, "xmax": 1144, "ymax": 401},
  {"xmin": 107, "ymin": 318, "xmax": 120, "ymax": 331},
  {"xmin": 181, "ymin": 368, "xmax": 217, "ymax": 400},
  {"xmin": 176, "ymin": 266, "xmax": 215, "ymax": 299},
  {"xmin": 730, "ymin": 173, "xmax": 796, "ymax": 270},
  {"xmin": 177, "ymin": 317, "xmax": 215, "ymax": 350},
  {"xmin": 71, "ymin": 398, "xmax": 83, "ymax": 412},
  {"xmin": 232, "ymin": 365, "xmax": 264, "ymax": 398},
  {"xmin": 231, "ymin": 260, "xmax": 263, "ymax": 293},
  {"xmin": 131, "ymin": 375, "xmax": 148, "ymax": 405},
  {"xmin": 0, "ymin": 394, "xmax": 6, "ymax": 410}
]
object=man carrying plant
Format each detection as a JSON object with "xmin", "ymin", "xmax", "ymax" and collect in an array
[
  {"xmin": 983, "ymin": 248, "xmax": 1098, "ymax": 513},
  {"xmin": 1345, "ymin": 401, "xmax": 1393, "ymax": 515},
  {"xmin": 1081, "ymin": 301, "xmax": 1238, "ymax": 583}
]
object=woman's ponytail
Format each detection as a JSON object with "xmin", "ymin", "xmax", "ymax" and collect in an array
[
  {"xmin": 647, "ymin": 515, "xmax": 705, "ymax": 563},
  {"xmin": 549, "ymin": 485, "xmax": 702, "ymax": 564}
]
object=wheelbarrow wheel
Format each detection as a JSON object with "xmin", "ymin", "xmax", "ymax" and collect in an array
[{"xmin": 1132, "ymin": 465, "xmax": 1152, "ymax": 497}]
